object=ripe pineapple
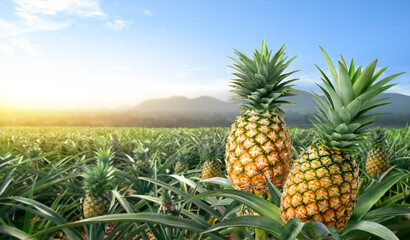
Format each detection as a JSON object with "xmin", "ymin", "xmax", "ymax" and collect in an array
[
  {"xmin": 225, "ymin": 40, "xmax": 297, "ymax": 195},
  {"xmin": 82, "ymin": 150, "xmax": 115, "ymax": 219},
  {"xmin": 280, "ymin": 48, "xmax": 404, "ymax": 231},
  {"xmin": 202, "ymin": 146, "xmax": 222, "ymax": 180},
  {"xmin": 202, "ymin": 159, "xmax": 222, "ymax": 180},
  {"xmin": 366, "ymin": 129, "xmax": 390, "ymax": 178}
]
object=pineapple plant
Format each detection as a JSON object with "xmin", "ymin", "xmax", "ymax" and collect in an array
[
  {"xmin": 174, "ymin": 150, "xmax": 190, "ymax": 173},
  {"xmin": 82, "ymin": 150, "xmax": 115, "ymax": 219},
  {"xmin": 280, "ymin": 47, "xmax": 404, "ymax": 231},
  {"xmin": 202, "ymin": 145, "xmax": 222, "ymax": 180},
  {"xmin": 158, "ymin": 192, "xmax": 179, "ymax": 216},
  {"xmin": 366, "ymin": 128, "xmax": 390, "ymax": 178},
  {"xmin": 26, "ymin": 146, "xmax": 44, "ymax": 169},
  {"xmin": 133, "ymin": 144, "xmax": 151, "ymax": 175},
  {"xmin": 225, "ymin": 40, "xmax": 297, "ymax": 195}
]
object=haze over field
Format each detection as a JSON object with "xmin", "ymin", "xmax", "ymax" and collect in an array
[
  {"xmin": 0, "ymin": 0, "xmax": 409, "ymax": 112},
  {"xmin": 1, "ymin": 91, "xmax": 409, "ymax": 127}
]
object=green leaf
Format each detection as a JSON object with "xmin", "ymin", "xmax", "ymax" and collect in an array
[
  {"xmin": 300, "ymin": 221, "xmax": 341, "ymax": 240},
  {"xmin": 139, "ymin": 177, "xmax": 222, "ymax": 219},
  {"xmin": 352, "ymin": 59, "xmax": 377, "ymax": 97},
  {"xmin": 0, "ymin": 168, "xmax": 15, "ymax": 197},
  {"xmin": 199, "ymin": 177, "xmax": 235, "ymax": 190},
  {"xmin": 341, "ymin": 220, "xmax": 399, "ymax": 240},
  {"xmin": 33, "ymin": 213, "xmax": 225, "ymax": 240},
  {"xmin": 265, "ymin": 176, "xmax": 282, "ymax": 207},
  {"xmin": 112, "ymin": 190, "xmax": 135, "ymax": 213},
  {"xmin": 319, "ymin": 46, "xmax": 338, "ymax": 87},
  {"xmin": 279, "ymin": 218, "xmax": 304, "ymax": 240},
  {"xmin": 351, "ymin": 172, "xmax": 406, "ymax": 220},
  {"xmin": 204, "ymin": 216, "xmax": 284, "ymax": 238},
  {"xmin": 183, "ymin": 189, "xmax": 282, "ymax": 223},
  {"xmin": 363, "ymin": 205, "xmax": 410, "ymax": 219},
  {"xmin": 0, "ymin": 225, "xmax": 36, "ymax": 240},
  {"xmin": 1, "ymin": 198, "xmax": 83, "ymax": 240},
  {"xmin": 348, "ymin": 59, "xmax": 355, "ymax": 78},
  {"xmin": 337, "ymin": 61, "xmax": 354, "ymax": 105}
]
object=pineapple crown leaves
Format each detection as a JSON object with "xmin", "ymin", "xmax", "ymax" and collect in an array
[
  {"xmin": 160, "ymin": 191, "xmax": 173, "ymax": 206},
  {"xmin": 369, "ymin": 128, "xmax": 386, "ymax": 148},
  {"xmin": 94, "ymin": 148, "xmax": 115, "ymax": 165},
  {"xmin": 82, "ymin": 159, "xmax": 115, "ymax": 195},
  {"xmin": 229, "ymin": 40, "xmax": 299, "ymax": 114},
  {"xmin": 312, "ymin": 47, "xmax": 405, "ymax": 152},
  {"xmin": 200, "ymin": 144, "xmax": 219, "ymax": 162},
  {"xmin": 134, "ymin": 142, "xmax": 150, "ymax": 160},
  {"xmin": 176, "ymin": 149, "xmax": 190, "ymax": 163}
]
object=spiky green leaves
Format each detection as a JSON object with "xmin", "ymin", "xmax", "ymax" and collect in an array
[
  {"xmin": 229, "ymin": 40, "xmax": 299, "ymax": 114},
  {"xmin": 82, "ymin": 157, "xmax": 115, "ymax": 195},
  {"xmin": 312, "ymin": 47, "xmax": 405, "ymax": 152},
  {"xmin": 369, "ymin": 128, "xmax": 387, "ymax": 148}
]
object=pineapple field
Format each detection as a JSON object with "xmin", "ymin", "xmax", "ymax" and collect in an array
[
  {"xmin": 1, "ymin": 42, "xmax": 410, "ymax": 240},
  {"xmin": 0, "ymin": 126, "xmax": 409, "ymax": 240}
]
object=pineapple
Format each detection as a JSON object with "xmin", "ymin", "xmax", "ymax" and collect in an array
[
  {"xmin": 225, "ymin": 40, "xmax": 298, "ymax": 195},
  {"xmin": 158, "ymin": 192, "xmax": 179, "ymax": 216},
  {"xmin": 82, "ymin": 149, "xmax": 115, "ymax": 219},
  {"xmin": 202, "ymin": 145, "xmax": 222, "ymax": 180},
  {"xmin": 202, "ymin": 159, "xmax": 222, "ymax": 180},
  {"xmin": 280, "ymin": 47, "xmax": 404, "ymax": 231},
  {"xmin": 366, "ymin": 129, "xmax": 390, "ymax": 178},
  {"xmin": 174, "ymin": 150, "xmax": 190, "ymax": 173},
  {"xmin": 134, "ymin": 144, "xmax": 151, "ymax": 175},
  {"xmin": 26, "ymin": 146, "xmax": 44, "ymax": 169}
]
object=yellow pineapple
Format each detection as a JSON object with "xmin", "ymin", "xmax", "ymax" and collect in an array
[
  {"xmin": 366, "ymin": 129, "xmax": 390, "ymax": 178},
  {"xmin": 202, "ymin": 160, "xmax": 222, "ymax": 180},
  {"xmin": 82, "ymin": 149, "xmax": 115, "ymax": 219},
  {"xmin": 225, "ymin": 40, "xmax": 298, "ymax": 195},
  {"xmin": 202, "ymin": 145, "xmax": 222, "ymax": 180},
  {"xmin": 280, "ymin": 47, "xmax": 404, "ymax": 231}
]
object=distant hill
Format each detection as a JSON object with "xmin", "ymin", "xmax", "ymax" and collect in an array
[
  {"xmin": 1, "ymin": 90, "xmax": 408, "ymax": 127},
  {"xmin": 131, "ymin": 96, "xmax": 239, "ymax": 113},
  {"xmin": 128, "ymin": 90, "xmax": 410, "ymax": 127}
]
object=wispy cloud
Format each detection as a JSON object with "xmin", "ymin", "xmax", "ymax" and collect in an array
[
  {"xmin": 106, "ymin": 19, "xmax": 131, "ymax": 31},
  {"xmin": 143, "ymin": 10, "xmax": 152, "ymax": 16},
  {"xmin": 13, "ymin": 0, "xmax": 105, "ymax": 18},
  {"xmin": 0, "ymin": 0, "xmax": 105, "ymax": 59}
]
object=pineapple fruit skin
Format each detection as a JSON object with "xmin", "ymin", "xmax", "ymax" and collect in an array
[
  {"xmin": 175, "ymin": 161, "xmax": 188, "ymax": 173},
  {"xmin": 280, "ymin": 145, "xmax": 359, "ymax": 232},
  {"xmin": 202, "ymin": 160, "xmax": 222, "ymax": 180},
  {"xmin": 83, "ymin": 192, "xmax": 110, "ymax": 219},
  {"xmin": 366, "ymin": 147, "xmax": 390, "ymax": 178},
  {"xmin": 225, "ymin": 110, "xmax": 293, "ymax": 194}
]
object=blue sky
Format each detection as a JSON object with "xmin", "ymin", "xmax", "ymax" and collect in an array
[{"xmin": 0, "ymin": 0, "xmax": 409, "ymax": 109}]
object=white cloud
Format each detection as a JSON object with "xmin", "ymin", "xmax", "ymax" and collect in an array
[
  {"xmin": 106, "ymin": 19, "xmax": 131, "ymax": 31},
  {"xmin": 143, "ymin": 10, "xmax": 152, "ymax": 16},
  {"xmin": 0, "ymin": 0, "xmax": 105, "ymax": 59},
  {"xmin": 13, "ymin": 0, "xmax": 105, "ymax": 18}
]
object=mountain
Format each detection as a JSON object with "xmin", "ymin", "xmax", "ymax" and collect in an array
[
  {"xmin": 1, "ymin": 91, "xmax": 408, "ymax": 127},
  {"xmin": 129, "ymin": 90, "xmax": 410, "ymax": 127},
  {"xmin": 131, "ymin": 96, "xmax": 239, "ymax": 114}
]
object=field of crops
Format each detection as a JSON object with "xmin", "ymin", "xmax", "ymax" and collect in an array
[{"xmin": 0, "ymin": 126, "xmax": 409, "ymax": 240}]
